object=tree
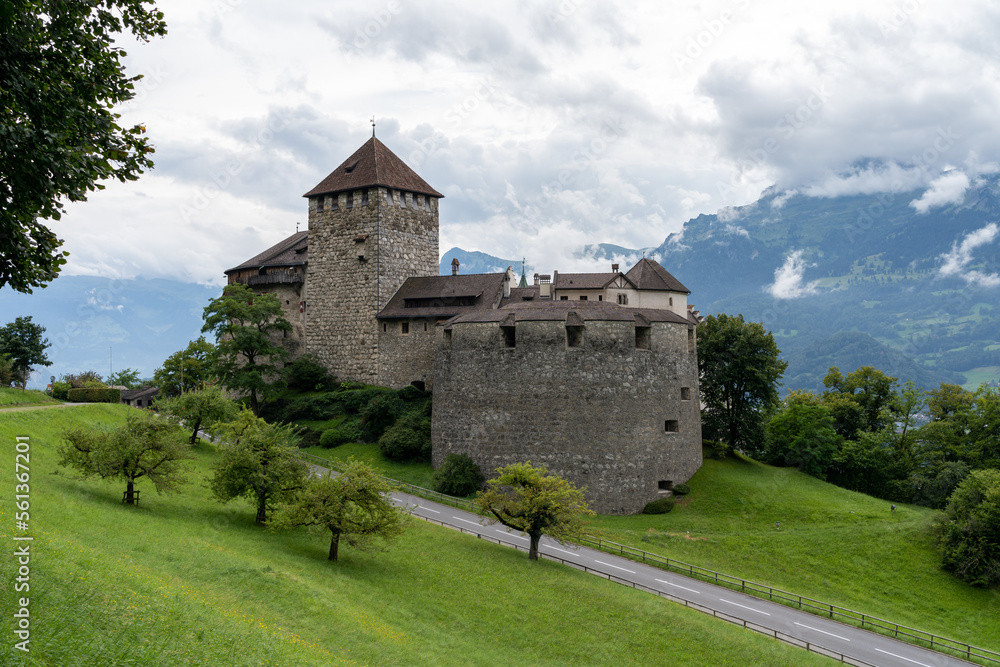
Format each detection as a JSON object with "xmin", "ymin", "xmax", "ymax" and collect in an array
[
  {"xmin": 61, "ymin": 370, "xmax": 105, "ymax": 387},
  {"xmin": 107, "ymin": 367, "xmax": 142, "ymax": 389},
  {"xmin": 0, "ymin": 354, "xmax": 15, "ymax": 387},
  {"xmin": 270, "ymin": 458, "xmax": 407, "ymax": 561},
  {"xmin": 697, "ymin": 313, "xmax": 788, "ymax": 458},
  {"xmin": 0, "ymin": 1, "xmax": 167, "ymax": 292},
  {"xmin": 209, "ymin": 409, "xmax": 307, "ymax": 525},
  {"xmin": 434, "ymin": 453, "xmax": 485, "ymax": 496},
  {"xmin": 939, "ymin": 469, "xmax": 1000, "ymax": 587},
  {"xmin": 58, "ymin": 411, "xmax": 192, "ymax": 504},
  {"xmin": 823, "ymin": 366, "xmax": 898, "ymax": 436},
  {"xmin": 765, "ymin": 399, "xmax": 840, "ymax": 479},
  {"xmin": 0, "ymin": 316, "xmax": 52, "ymax": 389},
  {"xmin": 156, "ymin": 385, "xmax": 238, "ymax": 445},
  {"xmin": 202, "ymin": 284, "xmax": 292, "ymax": 415},
  {"xmin": 475, "ymin": 461, "xmax": 594, "ymax": 561},
  {"xmin": 153, "ymin": 337, "xmax": 216, "ymax": 396}
]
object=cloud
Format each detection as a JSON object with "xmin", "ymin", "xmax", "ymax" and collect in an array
[
  {"xmin": 768, "ymin": 250, "xmax": 820, "ymax": 299},
  {"xmin": 910, "ymin": 171, "xmax": 970, "ymax": 213},
  {"xmin": 938, "ymin": 223, "xmax": 1000, "ymax": 287}
]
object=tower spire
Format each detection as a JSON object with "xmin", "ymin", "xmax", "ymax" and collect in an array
[{"xmin": 370, "ymin": 115, "xmax": 376, "ymax": 137}]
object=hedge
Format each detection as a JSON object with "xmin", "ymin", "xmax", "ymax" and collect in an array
[{"xmin": 67, "ymin": 387, "xmax": 122, "ymax": 403}]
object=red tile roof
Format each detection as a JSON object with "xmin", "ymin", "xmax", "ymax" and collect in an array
[{"xmin": 303, "ymin": 137, "xmax": 444, "ymax": 199}]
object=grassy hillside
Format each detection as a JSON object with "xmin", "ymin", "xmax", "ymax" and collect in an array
[
  {"xmin": 0, "ymin": 405, "xmax": 833, "ymax": 666},
  {"xmin": 0, "ymin": 387, "xmax": 59, "ymax": 407},
  {"xmin": 585, "ymin": 454, "xmax": 1000, "ymax": 651}
]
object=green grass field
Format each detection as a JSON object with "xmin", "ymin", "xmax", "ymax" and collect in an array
[
  {"xmin": 962, "ymin": 366, "xmax": 1000, "ymax": 390},
  {"xmin": 583, "ymin": 454, "xmax": 1000, "ymax": 651},
  {"xmin": 0, "ymin": 387, "xmax": 59, "ymax": 407},
  {"xmin": 1, "ymin": 405, "xmax": 834, "ymax": 666},
  {"xmin": 302, "ymin": 442, "xmax": 437, "ymax": 489}
]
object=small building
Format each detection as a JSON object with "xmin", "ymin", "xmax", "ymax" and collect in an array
[{"xmin": 121, "ymin": 387, "xmax": 160, "ymax": 408}]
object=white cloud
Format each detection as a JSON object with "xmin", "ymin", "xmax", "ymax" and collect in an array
[
  {"xmin": 768, "ymin": 250, "xmax": 820, "ymax": 299},
  {"xmin": 938, "ymin": 223, "xmax": 1000, "ymax": 287},
  {"xmin": 910, "ymin": 171, "xmax": 970, "ymax": 213}
]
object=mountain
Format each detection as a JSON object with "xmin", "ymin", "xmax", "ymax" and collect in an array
[
  {"xmin": 439, "ymin": 248, "xmax": 520, "ymax": 275},
  {"xmin": 0, "ymin": 276, "xmax": 221, "ymax": 389},
  {"xmin": 445, "ymin": 178, "xmax": 1000, "ymax": 392}
]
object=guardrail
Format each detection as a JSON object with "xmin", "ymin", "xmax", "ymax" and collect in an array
[{"xmin": 296, "ymin": 451, "xmax": 998, "ymax": 666}]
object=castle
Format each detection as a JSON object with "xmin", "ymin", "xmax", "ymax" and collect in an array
[{"xmin": 225, "ymin": 136, "xmax": 703, "ymax": 514}]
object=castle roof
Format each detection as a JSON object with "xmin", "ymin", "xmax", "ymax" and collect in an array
[
  {"xmin": 625, "ymin": 257, "xmax": 690, "ymax": 294},
  {"xmin": 224, "ymin": 231, "xmax": 308, "ymax": 274},
  {"xmin": 377, "ymin": 273, "xmax": 505, "ymax": 319},
  {"xmin": 303, "ymin": 137, "xmax": 444, "ymax": 199},
  {"xmin": 552, "ymin": 272, "xmax": 622, "ymax": 290},
  {"xmin": 444, "ymin": 299, "xmax": 691, "ymax": 326}
]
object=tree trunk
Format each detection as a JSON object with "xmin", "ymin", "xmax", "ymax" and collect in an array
[
  {"xmin": 124, "ymin": 480, "xmax": 136, "ymax": 505},
  {"xmin": 528, "ymin": 531, "xmax": 541, "ymax": 561},
  {"xmin": 255, "ymin": 493, "xmax": 267, "ymax": 525},
  {"xmin": 329, "ymin": 531, "xmax": 341, "ymax": 561},
  {"xmin": 189, "ymin": 417, "xmax": 202, "ymax": 445}
]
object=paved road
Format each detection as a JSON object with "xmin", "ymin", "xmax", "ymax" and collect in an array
[{"xmin": 392, "ymin": 490, "xmax": 979, "ymax": 667}]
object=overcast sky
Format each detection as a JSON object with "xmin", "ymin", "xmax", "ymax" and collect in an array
[{"xmin": 46, "ymin": 0, "xmax": 1000, "ymax": 286}]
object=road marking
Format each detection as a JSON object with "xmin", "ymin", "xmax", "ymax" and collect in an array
[
  {"xmin": 418, "ymin": 506, "xmax": 441, "ymax": 514},
  {"xmin": 655, "ymin": 579, "xmax": 700, "ymax": 594},
  {"xmin": 545, "ymin": 545, "xmax": 577, "ymax": 555},
  {"xmin": 505, "ymin": 533, "xmax": 528, "ymax": 541},
  {"xmin": 874, "ymin": 649, "xmax": 931, "ymax": 666},
  {"xmin": 594, "ymin": 560, "xmax": 636, "ymax": 574},
  {"xmin": 794, "ymin": 622, "xmax": 850, "ymax": 641},
  {"xmin": 452, "ymin": 516, "xmax": 482, "ymax": 527},
  {"xmin": 719, "ymin": 599, "xmax": 770, "ymax": 616}
]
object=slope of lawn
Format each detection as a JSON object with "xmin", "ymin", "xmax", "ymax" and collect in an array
[
  {"xmin": 0, "ymin": 387, "xmax": 60, "ymax": 407},
  {"xmin": 302, "ymin": 442, "xmax": 436, "ymax": 489},
  {"xmin": 584, "ymin": 453, "xmax": 1000, "ymax": 652},
  {"xmin": 0, "ymin": 405, "xmax": 834, "ymax": 666}
]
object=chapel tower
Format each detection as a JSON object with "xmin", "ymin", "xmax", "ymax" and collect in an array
[{"xmin": 302, "ymin": 137, "xmax": 442, "ymax": 384}]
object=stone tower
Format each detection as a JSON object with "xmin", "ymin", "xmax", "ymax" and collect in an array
[{"xmin": 302, "ymin": 137, "xmax": 443, "ymax": 384}]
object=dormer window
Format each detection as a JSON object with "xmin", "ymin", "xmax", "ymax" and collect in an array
[{"xmin": 344, "ymin": 160, "xmax": 359, "ymax": 173}]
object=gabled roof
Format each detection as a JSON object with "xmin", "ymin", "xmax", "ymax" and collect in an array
[
  {"xmin": 377, "ymin": 273, "xmax": 505, "ymax": 319},
  {"xmin": 625, "ymin": 258, "xmax": 690, "ymax": 294},
  {"xmin": 552, "ymin": 272, "xmax": 621, "ymax": 290},
  {"xmin": 225, "ymin": 231, "xmax": 308, "ymax": 274},
  {"xmin": 303, "ymin": 137, "xmax": 444, "ymax": 199}
]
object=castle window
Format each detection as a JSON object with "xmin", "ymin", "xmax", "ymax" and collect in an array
[
  {"xmin": 617, "ymin": 294, "xmax": 628, "ymax": 305},
  {"xmin": 361, "ymin": 190, "xmax": 369, "ymax": 206},
  {"xmin": 501, "ymin": 325, "xmax": 516, "ymax": 349},
  {"xmin": 681, "ymin": 387, "xmax": 691, "ymax": 400},
  {"xmin": 658, "ymin": 480, "xmax": 673, "ymax": 491},
  {"xmin": 387, "ymin": 190, "xmax": 395, "ymax": 205},
  {"xmin": 316, "ymin": 197, "xmax": 325, "ymax": 213},
  {"xmin": 598, "ymin": 295, "xmax": 603, "ymax": 301},
  {"xmin": 443, "ymin": 329, "xmax": 452, "ymax": 348},
  {"xmin": 664, "ymin": 420, "xmax": 679, "ymax": 433},
  {"xmin": 401, "ymin": 321, "xmax": 410, "ymax": 335},
  {"xmin": 579, "ymin": 295, "xmax": 587, "ymax": 301},
  {"xmin": 688, "ymin": 327, "xmax": 695, "ymax": 353},
  {"xmin": 669, "ymin": 297, "xmax": 674, "ymax": 307},
  {"xmin": 331, "ymin": 195, "xmax": 339, "ymax": 210},
  {"xmin": 566, "ymin": 325, "xmax": 584, "ymax": 349},
  {"xmin": 424, "ymin": 321, "xmax": 428, "ymax": 332},
  {"xmin": 382, "ymin": 323, "xmax": 387, "ymax": 333},
  {"xmin": 346, "ymin": 192, "xmax": 354, "ymax": 209},
  {"xmin": 560, "ymin": 295, "xmax": 569, "ymax": 301},
  {"xmin": 635, "ymin": 326, "xmax": 651, "ymax": 350}
]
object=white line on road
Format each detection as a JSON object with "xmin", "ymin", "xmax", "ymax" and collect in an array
[
  {"xmin": 505, "ymin": 534, "xmax": 528, "ymax": 541},
  {"xmin": 655, "ymin": 579, "xmax": 700, "ymax": 594},
  {"xmin": 453, "ymin": 517, "xmax": 483, "ymax": 527},
  {"xmin": 794, "ymin": 622, "xmax": 850, "ymax": 641},
  {"xmin": 594, "ymin": 560, "xmax": 636, "ymax": 574},
  {"xmin": 719, "ymin": 599, "xmax": 771, "ymax": 616},
  {"xmin": 874, "ymin": 648, "xmax": 931, "ymax": 666},
  {"xmin": 545, "ymin": 545, "xmax": 577, "ymax": 555},
  {"xmin": 418, "ymin": 506, "xmax": 441, "ymax": 514}
]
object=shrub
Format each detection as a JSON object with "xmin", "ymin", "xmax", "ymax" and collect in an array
[
  {"xmin": 51, "ymin": 381, "xmax": 71, "ymax": 400},
  {"xmin": 337, "ymin": 381, "xmax": 366, "ymax": 392},
  {"xmin": 672, "ymin": 483, "xmax": 691, "ymax": 496},
  {"xmin": 359, "ymin": 394, "xmax": 403, "ymax": 442},
  {"xmin": 284, "ymin": 355, "xmax": 336, "ymax": 391},
  {"xmin": 378, "ymin": 413, "xmax": 430, "ymax": 461},
  {"xmin": 297, "ymin": 427, "xmax": 322, "ymax": 449},
  {"xmin": 434, "ymin": 454, "xmax": 485, "ymax": 496},
  {"xmin": 704, "ymin": 439, "xmax": 729, "ymax": 460},
  {"xmin": 397, "ymin": 384, "xmax": 427, "ymax": 402},
  {"xmin": 343, "ymin": 387, "xmax": 396, "ymax": 414},
  {"xmin": 642, "ymin": 497, "xmax": 675, "ymax": 514},
  {"xmin": 66, "ymin": 387, "xmax": 121, "ymax": 403},
  {"xmin": 282, "ymin": 394, "xmax": 340, "ymax": 421},
  {"xmin": 319, "ymin": 424, "xmax": 361, "ymax": 448}
]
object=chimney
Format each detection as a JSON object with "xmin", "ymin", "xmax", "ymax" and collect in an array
[
  {"xmin": 451, "ymin": 258, "xmax": 460, "ymax": 275},
  {"xmin": 612, "ymin": 263, "xmax": 619, "ymax": 272},
  {"xmin": 533, "ymin": 273, "xmax": 539, "ymax": 286}
]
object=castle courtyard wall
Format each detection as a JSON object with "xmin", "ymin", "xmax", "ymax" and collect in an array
[{"xmin": 432, "ymin": 318, "xmax": 702, "ymax": 514}]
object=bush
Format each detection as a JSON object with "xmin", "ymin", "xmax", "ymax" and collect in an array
[
  {"xmin": 378, "ymin": 413, "xmax": 430, "ymax": 461},
  {"xmin": 672, "ymin": 483, "xmax": 690, "ymax": 496},
  {"xmin": 397, "ymin": 384, "xmax": 427, "ymax": 402},
  {"xmin": 704, "ymin": 439, "xmax": 729, "ymax": 460},
  {"xmin": 297, "ymin": 427, "xmax": 322, "ymax": 449},
  {"xmin": 319, "ymin": 424, "xmax": 361, "ymax": 448},
  {"xmin": 434, "ymin": 453, "xmax": 484, "ymax": 496},
  {"xmin": 282, "ymin": 394, "xmax": 341, "ymax": 421},
  {"xmin": 642, "ymin": 497, "xmax": 675, "ymax": 514},
  {"xmin": 359, "ymin": 394, "xmax": 403, "ymax": 442},
  {"xmin": 51, "ymin": 381, "xmax": 71, "ymax": 400},
  {"xmin": 66, "ymin": 387, "xmax": 121, "ymax": 403},
  {"xmin": 284, "ymin": 355, "xmax": 336, "ymax": 391},
  {"xmin": 343, "ymin": 387, "xmax": 396, "ymax": 414},
  {"xmin": 337, "ymin": 381, "xmax": 366, "ymax": 392}
]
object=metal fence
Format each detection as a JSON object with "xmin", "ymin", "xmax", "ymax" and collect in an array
[{"xmin": 295, "ymin": 451, "xmax": 998, "ymax": 666}]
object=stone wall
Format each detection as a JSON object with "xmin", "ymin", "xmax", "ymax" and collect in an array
[
  {"xmin": 305, "ymin": 187, "xmax": 438, "ymax": 384},
  {"xmin": 377, "ymin": 317, "xmax": 437, "ymax": 389},
  {"xmin": 432, "ymin": 318, "xmax": 702, "ymax": 514}
]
